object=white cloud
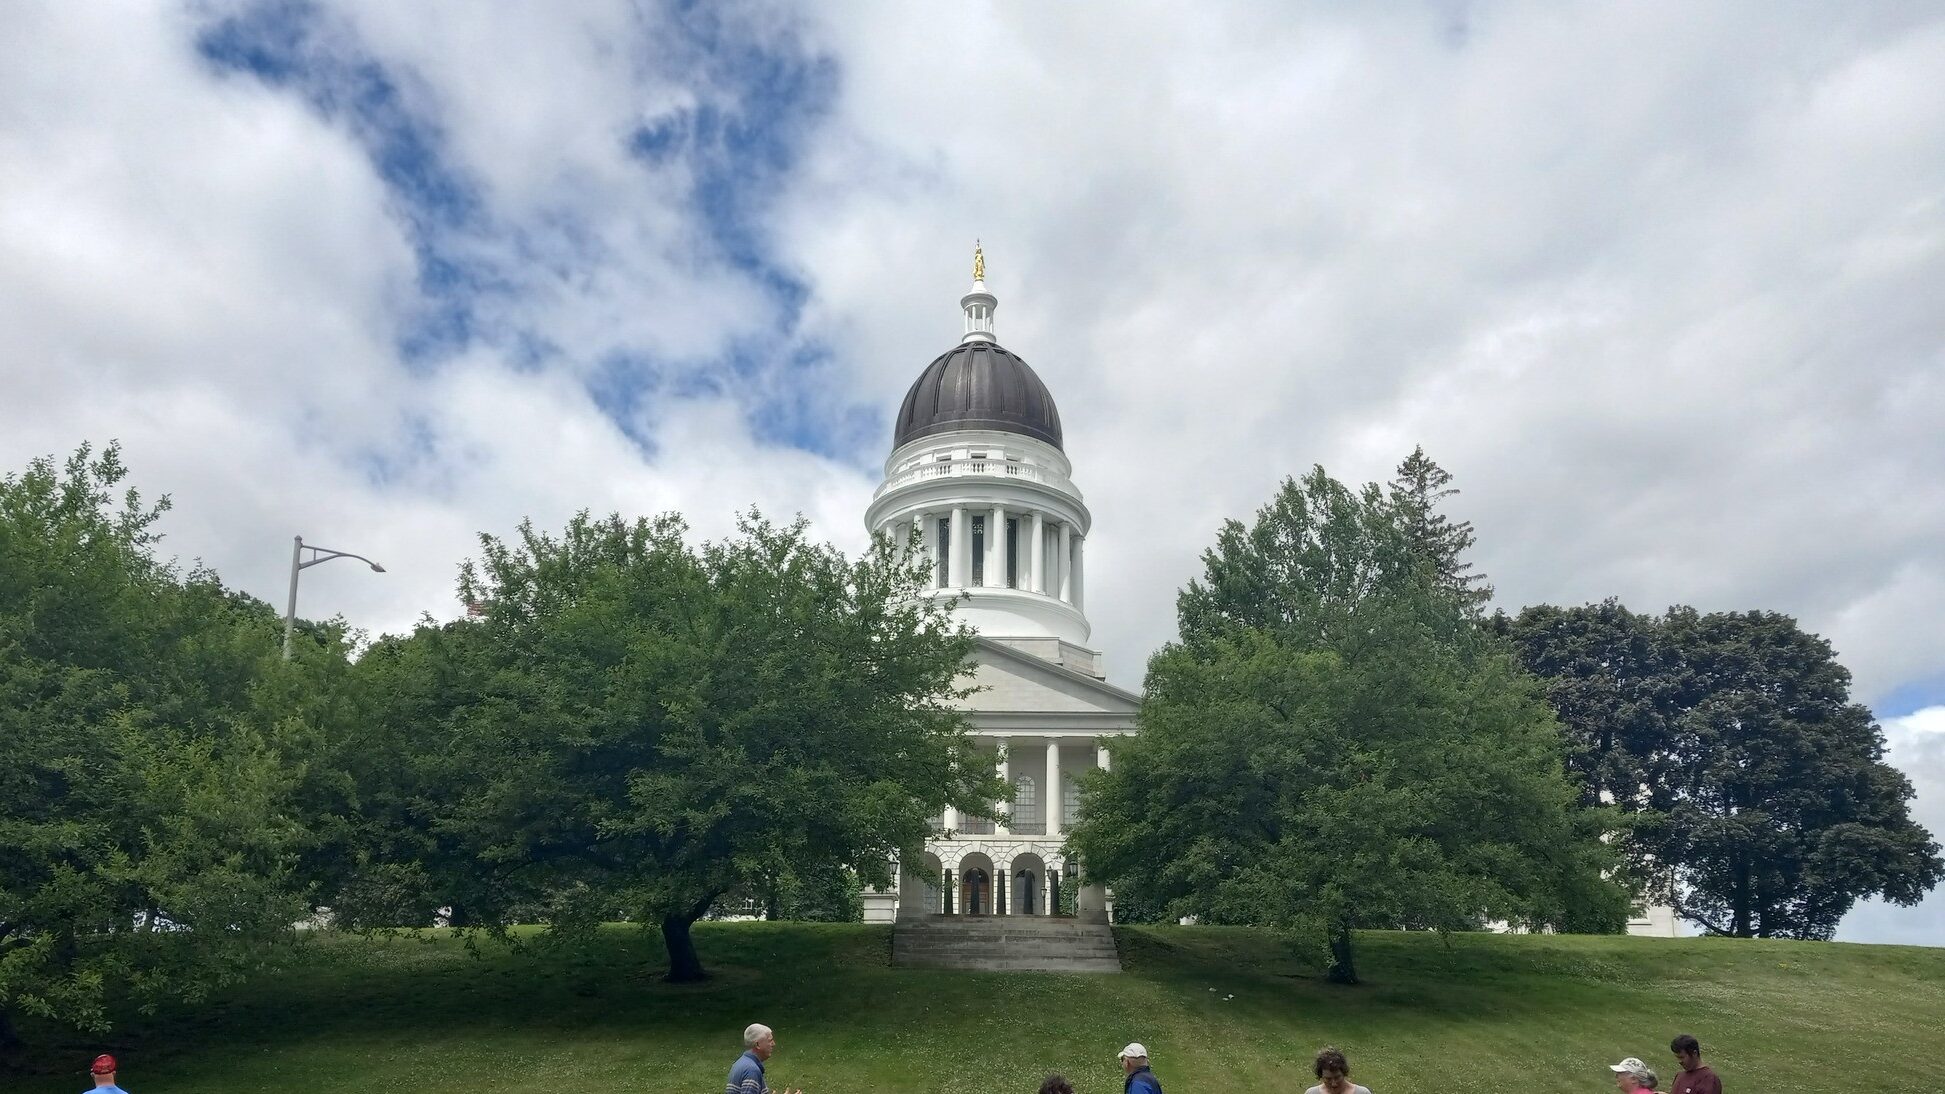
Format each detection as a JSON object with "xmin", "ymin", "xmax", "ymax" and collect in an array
[
  {"xmin": 0, "ymin": 1, "xmax": 865, "ymax": 642},
  {"xmin": 765, "ymin": 3, "xmax": 1945, "ymax": 703}
]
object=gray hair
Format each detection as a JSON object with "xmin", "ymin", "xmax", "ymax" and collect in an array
[
  {"xmin": 1624, "ymin": 1065, "xmax": 1659, "ymax": 1090},
  {"xmin": 744, "ymin": 1024, "xmax": 773, "ymax": 1048}
]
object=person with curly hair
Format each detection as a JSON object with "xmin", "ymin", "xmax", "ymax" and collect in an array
[
  {"xmin": 1039, "ymin": 1075, "xmax": 1076, "ymax": 1094},
  {"xmin": 1305, "ymin": 1046, "xmax": 1371, "ymax": 1094}
]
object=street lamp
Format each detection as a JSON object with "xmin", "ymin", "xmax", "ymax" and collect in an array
[{"xmin": 283, "ymin": 535, "xmax": 385, "ymax": 660}]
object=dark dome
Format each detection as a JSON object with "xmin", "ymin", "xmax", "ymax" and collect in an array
[{"xmin": 893, "ymin": 341, "xmax": 1064, "ymax": 451}]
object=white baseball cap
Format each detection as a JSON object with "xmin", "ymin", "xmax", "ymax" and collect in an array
[
  {"xmin": 1119, "ymin": 1044, "xmax": 1149, "ymax": 1060},
  {"xmin": 1609, "ymin": 1058, "xmax": 1648, "ymax": 1074}
]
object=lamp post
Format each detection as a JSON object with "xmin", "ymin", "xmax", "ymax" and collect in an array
[{"xmin": 283, "ymin": 535, "xmax": 385, "ymax": 660}]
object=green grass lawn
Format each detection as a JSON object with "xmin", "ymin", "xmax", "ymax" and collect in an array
[{"xmin": 11, "ymin": 922, "xmax": 1943, "ymax": 1093}]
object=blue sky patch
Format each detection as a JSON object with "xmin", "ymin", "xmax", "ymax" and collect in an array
[{"xmin": 196, "ymin": 1, "xmax": 491, "ymax": 363}]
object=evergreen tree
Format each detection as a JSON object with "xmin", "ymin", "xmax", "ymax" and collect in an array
[{"xmin": 1388, "ymin": 446, "xmax": 1493, "ymax": 611}]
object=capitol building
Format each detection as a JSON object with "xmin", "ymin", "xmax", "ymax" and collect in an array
[
  {"xmin": 861, "ymin": 248, "xmax": 1135, "ymax": 925},
  {"xmin": 859, "ymin": 249, "xmax": 1679, "ymax": 940}
]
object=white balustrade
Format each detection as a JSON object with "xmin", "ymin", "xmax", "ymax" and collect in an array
[{"xmin": 872, "ymin": 454, "xmax": 1076, "ymax": 501}]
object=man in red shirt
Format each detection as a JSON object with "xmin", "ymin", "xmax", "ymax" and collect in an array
[{"xmin": 1669, "ymin": 1034, "xmax": 1722, "ymax": 1094}]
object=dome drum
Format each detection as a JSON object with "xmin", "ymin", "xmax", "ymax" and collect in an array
[{"xmin": 869, "ymin": 254, "xmax": 1092, "ymax": 648}]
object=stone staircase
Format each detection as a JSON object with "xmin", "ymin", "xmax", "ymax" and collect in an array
[{"xmin": 892, "ymin": 915, "xmax": 1122, "ymax": 973}]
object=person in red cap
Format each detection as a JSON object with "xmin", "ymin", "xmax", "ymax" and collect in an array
[{"xmin": 88, "ymin": 1053, "xmax": 131, "ymax": 1094}]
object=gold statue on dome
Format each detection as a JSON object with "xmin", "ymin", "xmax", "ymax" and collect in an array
[{"xmin": 973, "ymin": 240, "xmax": 985, "ymax": 282}]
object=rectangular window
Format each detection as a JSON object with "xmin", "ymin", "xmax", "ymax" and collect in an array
[
  {"xmin": 1005, "ymin": 518, "xmax": 1019, "ymax": 588},
  {"xmin": 936, "ymin": 517, "xmax": 951, "ymax": 586},
  {"xmin": 970, "ymin": 516, "xmax": 986, "ymax": 586}
]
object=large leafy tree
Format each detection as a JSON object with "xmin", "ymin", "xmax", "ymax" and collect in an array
[
  {"xmin": 0, "ymin": 445, "xmax": 323, "ymax": 1047},
  {"xmin": 1071, "ymin": 467, "xmax": 1623, "ymax": 984},
  {"xmin": 1497, "ymin": 603, "xmax": 1942, "ymax": 938},
  {"xmin": 355, "ymin": 510, "xmax": 997, "ymax": 980}
]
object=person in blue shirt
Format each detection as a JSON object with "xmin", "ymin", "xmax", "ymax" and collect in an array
[
  {"xmin": 87, "ymin": 1053, "xmax": 130, "ymax": 1094},
  {"xmin": 1120, "ymin": 1043, "xmax": 1164, "ymax": 1094},
  {"xmin": 727, "ymin": 1023, "xmax": 803, "ymax": 1094}
]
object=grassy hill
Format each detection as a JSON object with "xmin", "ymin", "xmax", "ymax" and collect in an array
[{"xmin": 11, "ymin": 923, "xmax": 1943, "ymax": 1093}]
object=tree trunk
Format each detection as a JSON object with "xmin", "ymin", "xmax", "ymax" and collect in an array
[
  {"xmin": 1326, "ymin": 922, "xmax": 1358, "ymax": 985},
  {"xmin": 662, "ymin": 912, "xmax": 708, "ymax": 982},
  {"xmin": 1731, "ymin": 857, "xmax": 1751, "ymax": 937},
  {"xmin": 0, "ymin": 1005, "xmax": 21, "ymax": 1054}
]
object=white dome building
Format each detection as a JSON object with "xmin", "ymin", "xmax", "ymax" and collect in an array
[{"xmin": 862, "ymin": 248, "xmax": 1138, "ymax": 927}]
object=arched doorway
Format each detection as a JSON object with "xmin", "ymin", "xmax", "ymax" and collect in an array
[
  {"xmin": 1011, "ymin": 852, "xmax": 1048, "ymax": 916},
  {"xmin": 899, "ymin": 852, "xmax": 943, "ymax": 920},
  {"xmin": 961, "ymin": 869, "xmax": 990, "ymax": 914},
  {"xmin": 957, "ymin": 852, "xmax": 995, "ymax": 915}
]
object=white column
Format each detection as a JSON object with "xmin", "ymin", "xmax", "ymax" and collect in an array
[
  {"xmin": 1030, "ymin": 511, "xmax": 1045, "ymax": 593},
  {"xmin": 988, "ymin": 505, "xmax": 1004, "ymax": 588},
  {"xmin": 950, "ymin": 507, "xmax": 968, "ymax": 587},
  {"xmin": 1096, "ymin": 742, "xmax": 1110, "ymax": 771},
  {"xmin": 918, "ymin": 512, "xmax": 935, "ymax": 587},
  {"xmin": 1049, "ymin": 524, "xmax": 1063, "ymax": 598},
  {"xmin": 996, "ymin": 744, "xmax": 1012, "ymax": 837},
  {"xmin": 1073, "ymin": 535, "xmax": 1085, "ymax": 610},
  {"xmin": 1058, "ymin": 522, "xmax": 1073, "ymax": 603},
  {"xmin": 943, "ymin": 802, "xmax": 958, "ymax": 833},
  {"xmin": 1043, "ymin": 868, "xmax": 1054, "ymax": 917},
  {"xmin": 1045, "ymin": 738, "xmax": 1063, "ymax": 838}
]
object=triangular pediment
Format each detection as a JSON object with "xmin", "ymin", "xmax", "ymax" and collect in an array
[{"xmin": 959, "ymin": 638, "xmax": 1141, "ymax": 721}]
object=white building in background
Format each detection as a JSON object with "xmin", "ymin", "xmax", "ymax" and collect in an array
[
  {"xmin": 861, "ymin": 247, "xmax": 1137, "ymax": 924},
  {"xmin": 857, "ymin": 247, "xmax": 1685, "ymax": 939}
]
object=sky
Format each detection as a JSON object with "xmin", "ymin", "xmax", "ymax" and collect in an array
[{"xmin": 2, "ymin": 1, "xmax": 1942, "ymax": 944}]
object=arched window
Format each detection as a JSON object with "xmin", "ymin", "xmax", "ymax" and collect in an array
[{"xmin": 1013, "ymin": 774, "xmax": 1040, "ymax": 832}]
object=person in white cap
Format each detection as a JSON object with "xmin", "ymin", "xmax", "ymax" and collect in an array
[
  {"xmin": 1609, "ymin": 1056, "xmax": 1662, "ymax": 1093},
  {"xmin": 1119, "ymin": 1043, "xmax": 1163, "ymax": 1094}
]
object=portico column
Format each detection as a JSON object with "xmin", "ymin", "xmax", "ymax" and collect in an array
[
  {"xmin": 1045, "ymin": 738, "xmax": 1063, "ymax": 838},
  {"xmin": 1097, "ymin": 742, "xmax": 1110, "ymax": 771},
  {"xmin": 1058, "ymin": 522, "xmax": 1073, "ymax": 603},
  {"xmin": 996, "ymin": 868, "xmax": 1008, "ymax": 917},
  {"xmin": 1043, "ymin": 865, "xmax": 1055, "ymax": 917},
  {"xmin": 943, "ymin": 802, "xmax": 958, "ymax": 833},
  {"xmin": 950, "ymin": 507, "xmax": 968, "ymax": 587},
  {"xmin": 996, "ymin": 744, "xmax": 1012, "ymax": 837},
  {"xmin": 1030, "ymin": 512, "xmax": 1045, "ymax": 593}
]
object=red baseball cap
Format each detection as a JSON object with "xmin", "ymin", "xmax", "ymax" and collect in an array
[{"xmin": 91, "ymin": 1054, "xmax": 117, "ymax": 1075}]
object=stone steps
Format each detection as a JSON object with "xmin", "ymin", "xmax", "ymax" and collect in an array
[{"xmin": 892, "ymin": 916, "xmax": 1122, "ymax": 973}]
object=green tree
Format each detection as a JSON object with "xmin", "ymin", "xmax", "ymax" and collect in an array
[
  {"xmin": 712, "ymin": 862, "xmax": 864, "ymax": 922},
  {"xmin": 0, "ymin": 444, "xmax": 324, "ymax": 1047},
  {"xmin": 1388, "ymin": 446, "xmax": 1492, "ymax": 611},
  {"xmin": 1070, "ymin": 468, "xmax": 1623, "ymax": 984},
  {"xmin": 357, "ymin": 510, "xmax": 997, "ymax": 980},
  {"xmin": 1498, "ymin": 603, "xmax": 1942, "ymax": 938},
  {"xmin": 1486, "ymin": 599, "xmax": 1683, "ymax": 900}
]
